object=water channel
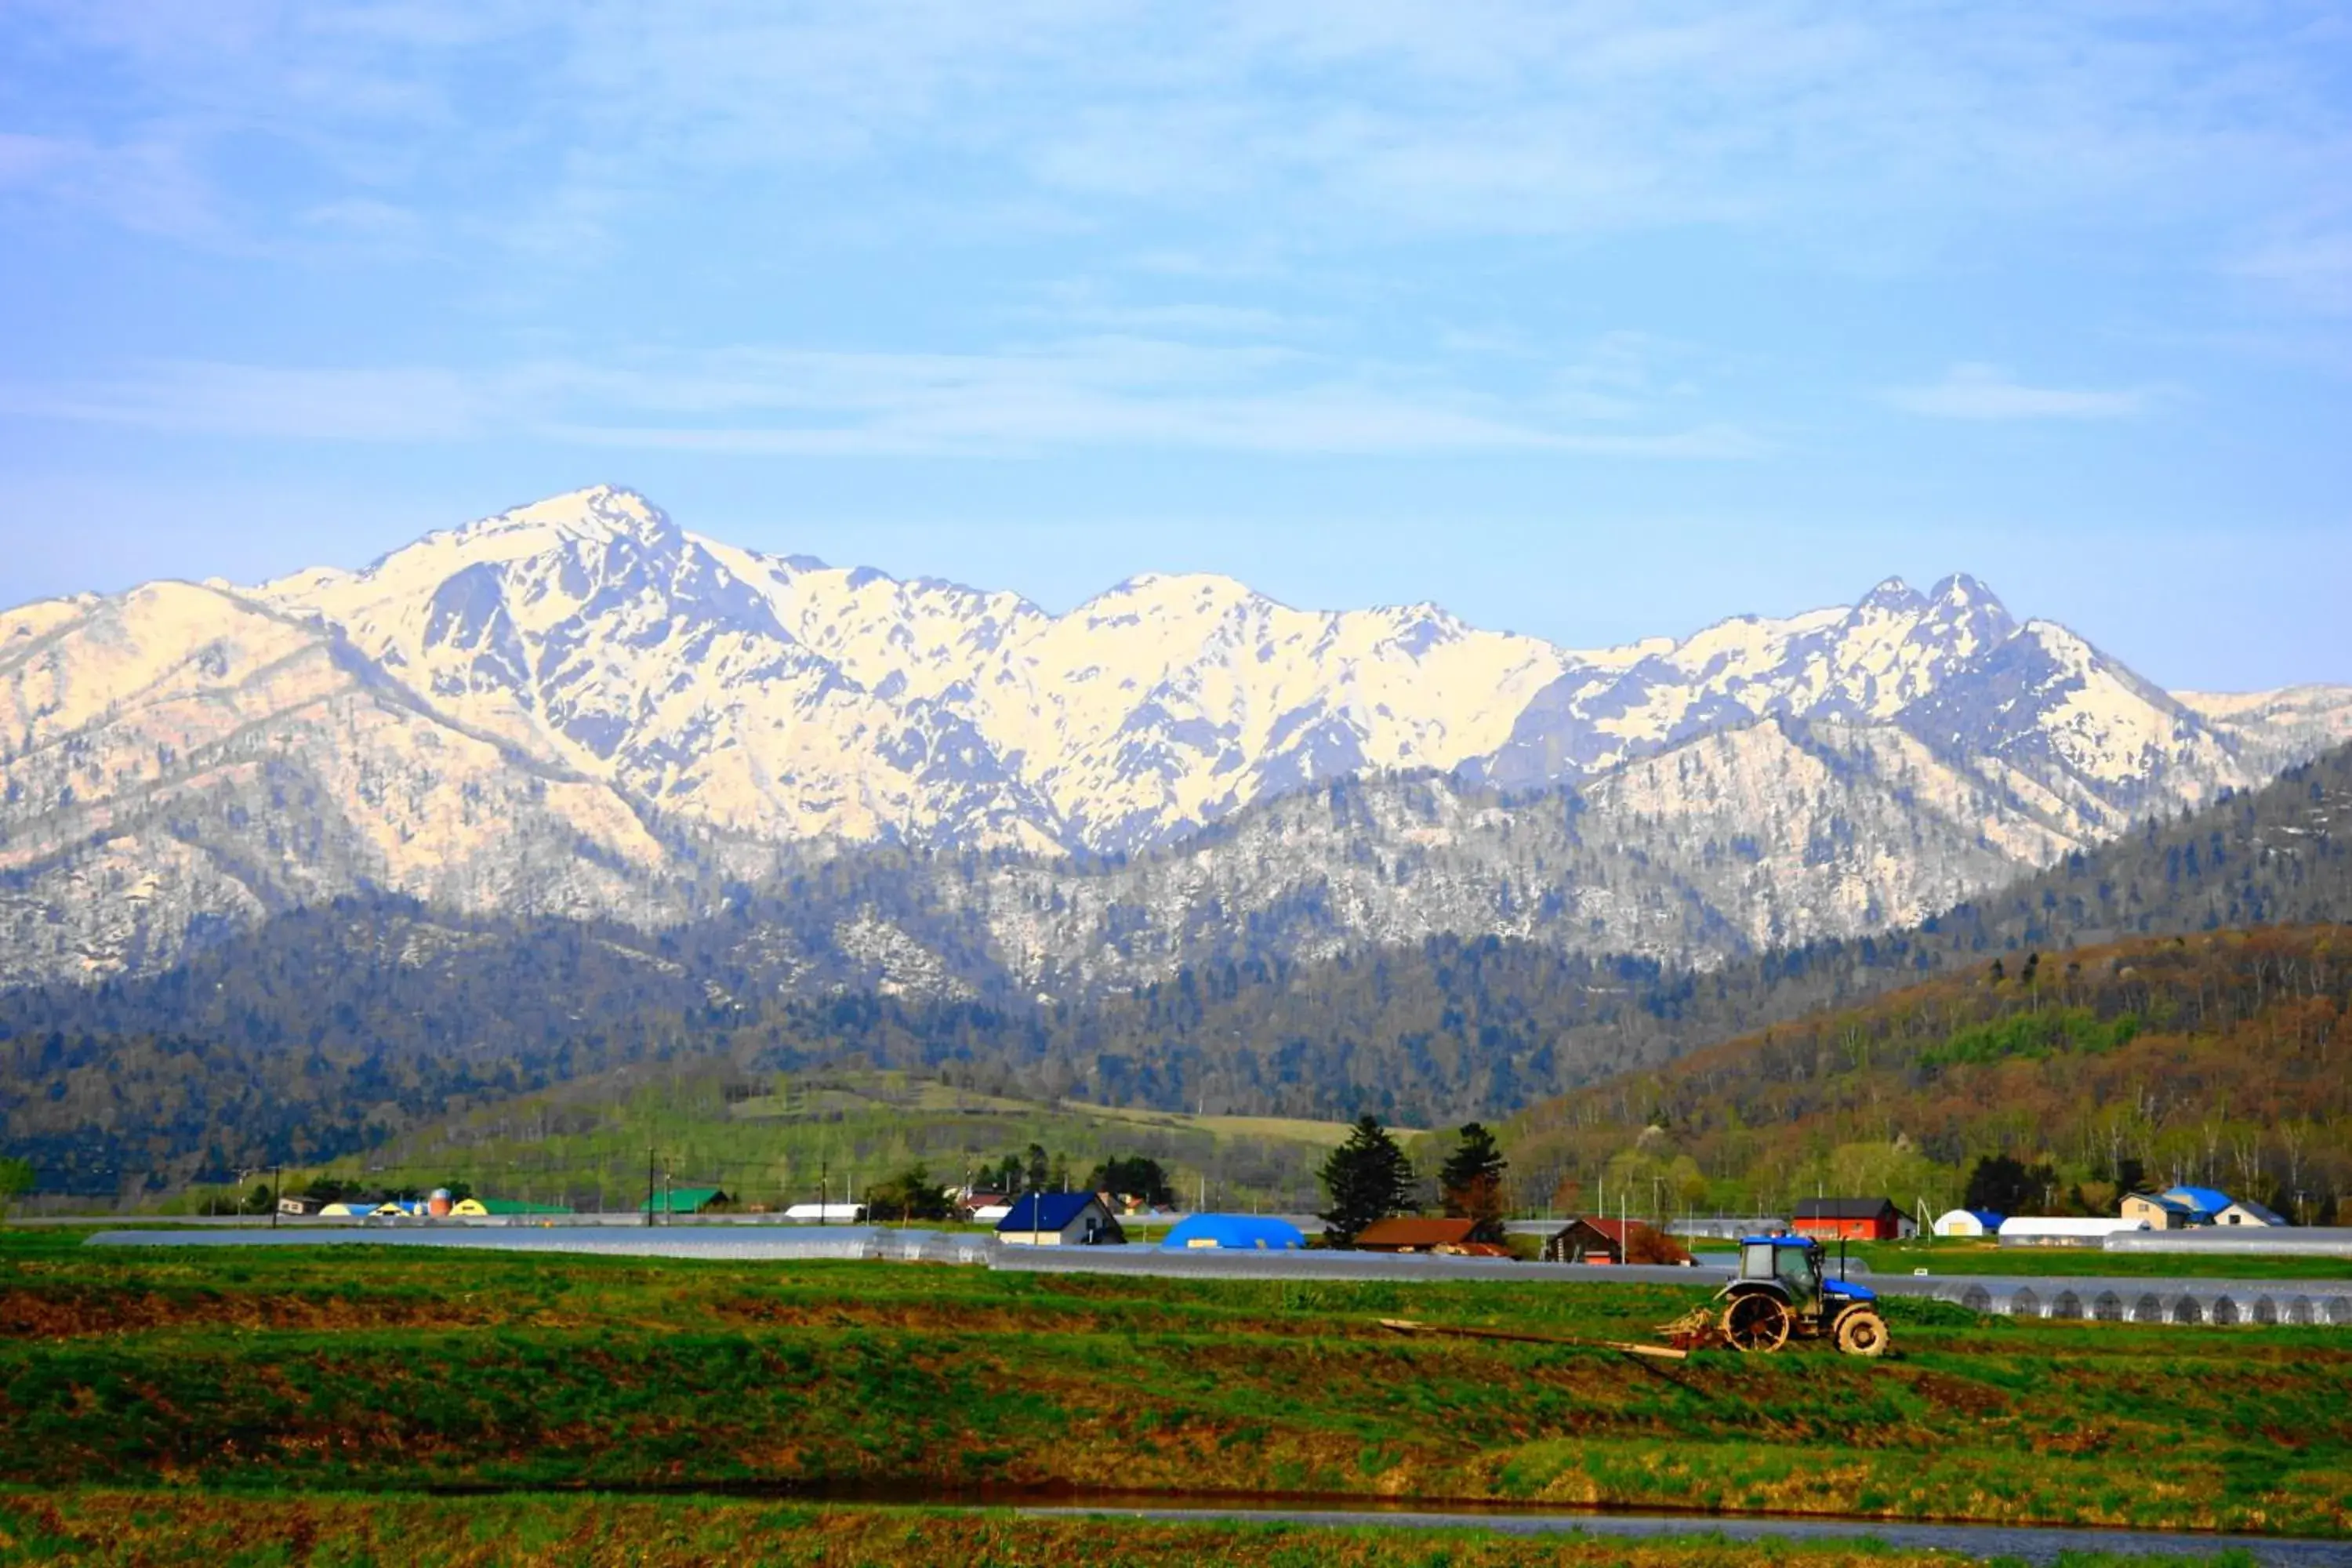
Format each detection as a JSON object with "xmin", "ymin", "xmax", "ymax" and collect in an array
[{"xmin": 1012, "ymin": 1497, "xmax": 2352, "ymax": 1566}]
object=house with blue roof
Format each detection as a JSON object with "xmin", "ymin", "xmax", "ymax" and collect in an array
[
  {"xmin": 2163, "ymin": 1186, "xmax": 2234, "ymax": 1223},
  {"xmin": 1160, "ymin": 1214, "xmax": 1305, "ymax": 1251},
  {"xmin": 996, "ymin": 1192, "xmax": 1125, "ymax": 1247}
]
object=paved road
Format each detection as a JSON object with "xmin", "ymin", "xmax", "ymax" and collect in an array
[{"xmin": 82, "ymin": 1225, "xmax": 2352, "ymax": 1325}]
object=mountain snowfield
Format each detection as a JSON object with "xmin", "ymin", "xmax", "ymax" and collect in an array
[{"xmin": 2, "ymin": 483, "xmax": 2346, "ymax": 992}]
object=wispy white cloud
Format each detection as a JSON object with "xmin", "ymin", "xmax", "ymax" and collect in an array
[
  {"xmin": 1882, "ymin": 363, "xmax": 2170, "ymax": 422},
  {"xmin": 5, "ymin": 2, "xmax": 2348, "ymax": 274},
  {"xmin": 2234, "ymin": 227, "xmax": 2352, "ymax": 316},
  {"xmin": 0, "ymin": 340, "xmax": 1767, "ymax": 459},
  {"xmin": 0, "ymin": 129, "xmax": 219, "ymax": 239}
]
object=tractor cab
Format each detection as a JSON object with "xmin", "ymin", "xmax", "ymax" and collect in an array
[{"xmin": 1737, "ymin": 1236, "xmax": 1824, "ymax": 1308}]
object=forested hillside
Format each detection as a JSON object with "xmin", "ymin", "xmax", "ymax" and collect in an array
[
  {"xmin": 3, "ymin": 742, "xmax": 2348, "ymax": 1193},
  {"xmin": 1505, "ymin": 924, "xmax": 2352, "ymax": 1224}
]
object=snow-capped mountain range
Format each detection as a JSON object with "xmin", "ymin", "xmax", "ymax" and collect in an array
[{"xmin": 3, "ymin": 484, "xmax": 2346, "ymax": 990}]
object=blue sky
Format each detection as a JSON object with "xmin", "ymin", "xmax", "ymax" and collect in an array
[{"xmin": 2, "ymin": 2, "xmax": 2347, "ymax": 688}]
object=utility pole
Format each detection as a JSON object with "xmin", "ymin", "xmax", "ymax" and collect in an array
[
  {"xmin": 270, "ymin": 1163, "xmax": 282, "ymax": 1229},
  {"xmin": 818, "ymin": 1161, "xmax": 827, "ymax": 1226},
  {"xmin": 645, "ymin": 1146, "xmax": 656, "ymax": 1229}
]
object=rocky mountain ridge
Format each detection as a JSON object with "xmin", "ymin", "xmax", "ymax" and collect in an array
[{"xmin": 3, "ymin": 484, "xmax": 2347, "ymax": 991}]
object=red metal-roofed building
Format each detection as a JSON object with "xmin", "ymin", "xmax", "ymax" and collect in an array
[
  {"xmin": 1352, "ymin": 1217, "xmax": 1479, "ymax": 1253},
  {"xmin": 1792, "ymin": 1198, "xmax": 1907, "ymax": 1242}
]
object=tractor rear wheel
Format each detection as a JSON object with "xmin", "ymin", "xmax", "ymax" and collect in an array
[
  {"xmin": 1835, "ymin": 1307, "xmax": 1890, "ymax": 1358},
  {"xmin": 1722, "ymin": 1292, "xmax": 1791, "ymax": 1352}
]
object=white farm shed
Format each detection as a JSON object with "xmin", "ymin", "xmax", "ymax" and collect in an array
[{"xmin": 1933, "ymin": 1209, "xmax": 2004, "ymax": 1237}]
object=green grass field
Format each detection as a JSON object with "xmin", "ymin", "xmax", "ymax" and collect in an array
[{"xmin": 1, "ymin": 1229, "xmax": 2345, "ymax": 1549}]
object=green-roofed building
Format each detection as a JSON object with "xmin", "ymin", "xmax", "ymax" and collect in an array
[
  {"xmin": 640, "ymin": 1186, "xmax": 732, "ymax": 1215},
  {"xmin": 474, "ymin": 1198, "xmax": 572, "ymax": 1216}
]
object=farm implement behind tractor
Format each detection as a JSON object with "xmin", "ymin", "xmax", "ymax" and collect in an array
[
  {"xmin": 1377, "ymin": 1235, "xmax": 1892, "ymax": 1363},
  {"xmin": 1657, "ymin": 1234, "xmax": 1891, "ymax": 1356}
]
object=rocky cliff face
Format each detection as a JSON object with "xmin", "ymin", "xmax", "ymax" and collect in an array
[{"xmin": 3, "ymin": 485, "xmax": 2345, "ymax": 991}]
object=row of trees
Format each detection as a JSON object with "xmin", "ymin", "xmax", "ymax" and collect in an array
[
  {"xmin": 858, "ymin": 1150, "xmax": 1181, "ymax": 1222},
  {"xmin": 1316, "ymin": 1118, "xmax": 1508, "ymax": 1247}
]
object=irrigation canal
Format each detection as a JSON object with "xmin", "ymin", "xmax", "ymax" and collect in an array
[
  {"xmin": 85, "ymin": 1225, "xmax": 2352, "ymax": 1327},
  {"xmin": 1010, "ymin": 1501, "xmax": 2352, "ymax": 1566}
]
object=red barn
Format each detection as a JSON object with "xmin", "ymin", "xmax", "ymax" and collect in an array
[{"xmin": 1792, "ymin": 1197, "xmax": 1906, "ymax": 1242}]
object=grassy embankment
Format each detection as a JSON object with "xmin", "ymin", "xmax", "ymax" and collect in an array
[
  {"xmin": 0, "ymin": 1492, "xmax": 2273, "ymax": 1568},
  {"xmin": 0, "ymin": 1231, "xmax": 2344, "ymax": 1541}
]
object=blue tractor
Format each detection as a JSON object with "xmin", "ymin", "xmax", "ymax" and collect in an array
[{"xmin": 1699, "ymin": 1235, "xmax": 1890, "ymax": 1356}]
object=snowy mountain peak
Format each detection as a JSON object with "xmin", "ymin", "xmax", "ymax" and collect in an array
[
  {"xmin": 1857, "ymin": 576, "xmax": 1927, "ymax": 614},
  {"xmin": 449, "ymin": 485, "xmax": 682, "ymax": 554},
  {"xmin": 1086, "ymin": 571, "xmax": 1265, "ymax": 617},
  {"xmin": 1932, "ymin": 572, "xmax": 2005, "ymax": 612}
]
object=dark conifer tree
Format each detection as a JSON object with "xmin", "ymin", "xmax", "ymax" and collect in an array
[
  {"xmin": 1439, "ymin": 1121, "xmax": 1509, "ymax": 1242},
  {"xmin": 1318, "ymin": 1115, "xmax": 1412, "ymax": 1247}
]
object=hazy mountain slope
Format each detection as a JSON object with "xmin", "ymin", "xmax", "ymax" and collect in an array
[
  {"xmin": 0, "ymin": 579, "xmax": 684, "ymax": 986},
  {"xmin": 968, "ymin": 717, "xmax": 2084, "ymax": 992},
  {"xmin": 1475, "ymin": 575, "xmax": 2018, "ymax": 784},
  {"xmin": 255, "ymin": 487, "xmax": 1069, "ymax": 854},
  {"xmin": 702, "ymin": 542, "xmax": 1577, "ymax": 852},
  {"xmin": 2176, "ymin": 685, "xmax": 2352, "ymax": 776}
]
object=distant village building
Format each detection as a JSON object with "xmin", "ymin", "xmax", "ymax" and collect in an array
[
  {"xmin": 1933, "ymin": 1209, "xmax": 2005, "ymax": 1237},
  {"xmin": 2163, "ymin": 1186, "xmax": 2235, "ymax": 1224},
  {"xmin": 1352, "ymin": 1218, "xmax": 1506, "ymax": 1254},
  {"xmin": 996, "ymin": 1192, "xmax": 1125, "ymax": 1246},
  {"xmin": 640, "ymin": 1186, "xmax": 732, "ymax": 1216},
  {"xmin": 2121, "ymin": 1192, "xmax": 2198, "ymax": 1230},
  {"xmin": 1160, "ymin": 1214, "xmax": 1305, "ymax": 1251},
  {"xmin": 1669, "ymin": 1215, "xmax": 1788, "ymax": 1241},
  {"xmin": 1792, "ymin": 1198, "xmax": 1909, "ymax": 1242},
  {"xmin": 276, "ymin": 1196, "xmax": 326, "ymax": 1217},
  {"xmin": 782, "ymin": 1203, "xmax": 869, "ymax": 1222},
  {"xmin": 1999, "ymin": 1215, "xmax": 2150, "ymax": 1246},
  {"xmin": 2216, "ymin": 1198, "xmax": 2287, "ymax": 1227},
  {"xmin": 1541, "ymin": 1217, "xmax": 1693, "ymax": 1265}
]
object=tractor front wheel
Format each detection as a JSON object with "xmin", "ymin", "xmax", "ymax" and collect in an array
[
  {"xmin": 1722, "ymin": 1292, "xmax": 1791, "ymax": 1352},
  {"xmin": 1835, "ymin": 1307, "xmax": 1890, "ymax": 1358}
]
